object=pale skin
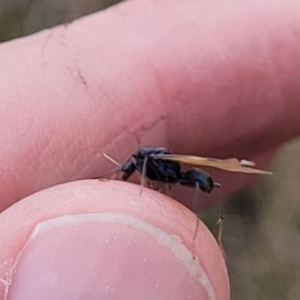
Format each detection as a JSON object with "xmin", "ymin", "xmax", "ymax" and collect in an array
[{"xmin": 0, "ymin": 0, "xmax": 300, "ymax": 299}]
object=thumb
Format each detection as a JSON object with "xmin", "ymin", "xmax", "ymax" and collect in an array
[{"xmin": 0, "ymin": 180, "xmax": 229, "ymax": 300}]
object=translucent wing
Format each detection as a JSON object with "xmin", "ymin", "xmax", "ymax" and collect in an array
[{"xmin": 153, "ymin": 154, "xmax": 272, "ymax": 175}]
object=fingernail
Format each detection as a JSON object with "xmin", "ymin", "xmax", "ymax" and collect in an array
[{"xmin": 7, "ymin": 213, "xmax": 216, "ymax": 300}]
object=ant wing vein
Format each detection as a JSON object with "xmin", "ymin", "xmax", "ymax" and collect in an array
[{"xmin": 153, "ymin": 154, "xmax": 272, "ymax": 175}]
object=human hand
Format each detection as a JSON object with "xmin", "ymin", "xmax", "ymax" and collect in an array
[{"xmin": 1, "ymin": 0, "xmax": 300, "ymax": 299}]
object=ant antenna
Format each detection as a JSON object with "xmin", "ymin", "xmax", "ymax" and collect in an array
[
  {"xmin": 103, "ymin": 153, "xmax": 121, "ymax": 167},
  {"xmin": 100, "ymin": 153, "xmax": 121, "ymax": 180},
  {"xmin": 98, "ymin": 168, "xmax": 120, "ymax": 179}
]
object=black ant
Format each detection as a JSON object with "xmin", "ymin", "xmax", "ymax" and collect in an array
[
  {"xmin": 103, "ymin": 146, "xmax": 272, "ymax": 256},
  {"xmin": 104, "ymin": 146, "xmax": 270, "ymax": 192}
]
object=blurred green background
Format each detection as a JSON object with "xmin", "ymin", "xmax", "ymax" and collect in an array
[{"xmin": 1, "ymin": 1, "xmax": 298, "ymax": 299}]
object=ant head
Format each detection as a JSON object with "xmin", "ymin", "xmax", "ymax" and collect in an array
[{"xmin": 133, "ymin": 149, "xmax": 144, "ymax": 159}]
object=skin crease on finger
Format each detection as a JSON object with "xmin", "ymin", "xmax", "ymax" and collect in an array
[
  {"xmin": 0, "ymin": 0, "xmax": 300, "ymax": 206},
  {"xmin": 0, "ymin": 180, "xmax": 229, "ymax": 300}
]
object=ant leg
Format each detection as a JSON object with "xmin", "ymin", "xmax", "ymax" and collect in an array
[
  {"xmin": 147, "ymin": 180, "xmax": 153, "ymax": 189},
  {"xmin": 216, "ymin": 218, "xmax": 223, "ymax": 246},
  {"xmin": 166, "ymin": 184, "xmax": 171, "ymax": 196},
  {"xmin": 192, "ymin": 217, "xmax": 199, "ymax": 260},
  {"xmin": 150, "ymin": 181, "xmax": 162, "ymax": 191},
  {"xmin": 157, "ymin": 183, "xmax": 171, "ymax": 195},
  {"xmin": 214, "ymin": 183, "xmax": 226, "ymax": 256},
  {"xmin": 139, "ymin": 156, "xmax": 148, "ymax": 195},
  {"xmin": 214, "ymin": 183, "xmax": 223, "ymax": 242},
  {"xmin": 192, "ymin": 182, "xmax": 200, "ymax": 259},
  {"xmin": 193, "ymin": 181, "xmax": 199, "ymax": 213}
]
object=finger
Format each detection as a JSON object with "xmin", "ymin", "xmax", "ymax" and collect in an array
[
  {"xmin": 1, "ymin": 0, "xmax": 300, "ymax": 209},
  {"xmin": 0, "ymin": 180, "xmax": 229, "ymax": 300}
]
